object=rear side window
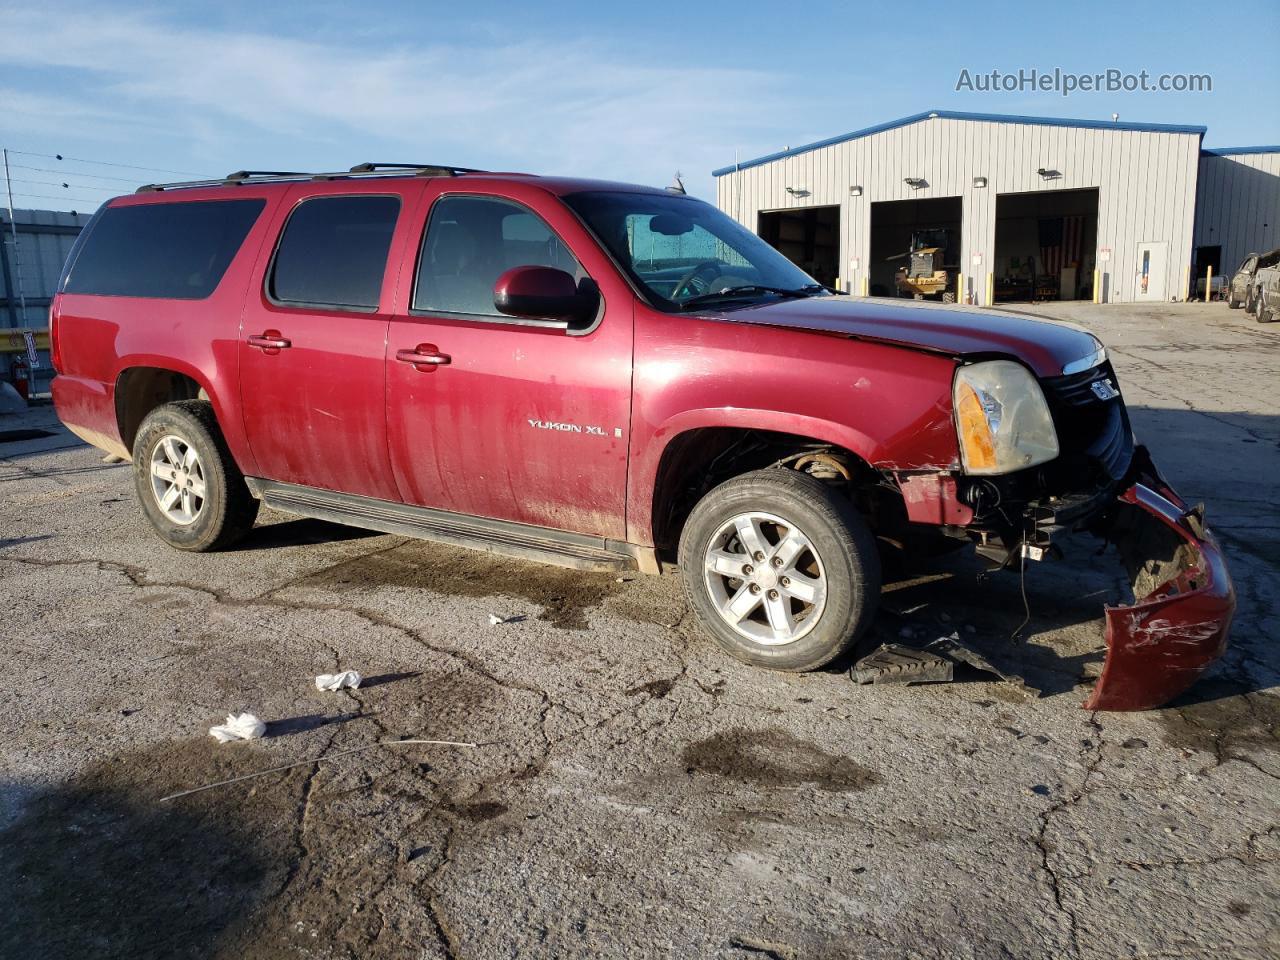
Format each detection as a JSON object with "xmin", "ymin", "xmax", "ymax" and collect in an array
[
  {"xmin": 62, "ymin": 199, "xmax": 264, "ymax": 299},
  {"xmin": 269, "ymin": 196, "xmax": 400, "ymax": 311}
]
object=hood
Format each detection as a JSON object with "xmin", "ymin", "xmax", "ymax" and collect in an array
[{"xmin": 707, "ymin": 296, "xmax": 1101, "ymax": 377}]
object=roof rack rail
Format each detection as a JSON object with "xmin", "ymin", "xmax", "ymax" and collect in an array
[
  {"xmin": 348, "ymin": 162, "xmax": 483, "ymax": 175},
  {"xmin": 136, "ymin": 163, "xmax": 484, "ymax": 193}
]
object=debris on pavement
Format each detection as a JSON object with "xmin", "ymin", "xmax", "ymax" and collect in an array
[
  {"xmin": 208, "ymin": 713, "xmax": 266, "ymax": 742},
  {"xmin": 488, "ymin": 613, "xmax": 526, "ymax": 625},
  {"xmin": 160, "ymin": 738, "xmax": 479, "ymax": 802},
  {"xmin": 852, "ymin": 632, "xmax": 1038, "ymax": 698},
  {"xmin": 315, "ymin": 670, "xmax": 362, "ymax": 691},
  {"xmin": 851, "ymin": 644, "xmax": 954, "ymax": 685}
]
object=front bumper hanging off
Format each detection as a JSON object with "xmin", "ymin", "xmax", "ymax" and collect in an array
[{"xmin": 1085, "ymin": 453, "xmax": 1236, "ymax": 711}]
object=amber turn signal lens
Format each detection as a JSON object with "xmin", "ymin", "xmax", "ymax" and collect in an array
[{"xmin": 955, "ymin": 381, "xmax": 997, "ymax": 471}]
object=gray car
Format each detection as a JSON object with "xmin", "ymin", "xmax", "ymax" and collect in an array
[
  {"xmin": 1227, "ymin": 247, "xmax": 1279, "ymax": 311},
  {"xmin": 1252, "ymin": 257, "xmax": 1280, "ymax": 323}
]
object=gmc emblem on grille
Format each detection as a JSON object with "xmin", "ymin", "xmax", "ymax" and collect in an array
[{"xmin": 1091, "ymin": 378, "xmax": 1120, "ymax": 401}]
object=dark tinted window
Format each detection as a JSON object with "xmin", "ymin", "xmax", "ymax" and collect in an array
[
  {"xmin": 413, "ymin": 195, "xmax": 583, "ymax": 316},
  {"xmin": 270, "ymin": 196, "xmax": 400, "ymax": 310},
  {"xmin": 63, "ymin": 199, "xmax": 264, "ymax": 299}
]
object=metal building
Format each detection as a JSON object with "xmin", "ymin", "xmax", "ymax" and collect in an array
[
  {"xmin": 1193, "ymin": 147, "xmax": 1280, "ymax": 278},
  {"xmin": 1, "ymin": 207, "xmax": 91, "ymax": 395},
  {"xmin": 714, "ymin": 110, "xmax": 1215, "ymax": 305}
]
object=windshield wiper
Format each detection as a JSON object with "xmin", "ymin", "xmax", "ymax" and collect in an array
[{"xmin": 679, "ymin": 284, "xmax": 825, "ymax": 310}]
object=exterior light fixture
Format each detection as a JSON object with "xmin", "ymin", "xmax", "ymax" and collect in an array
[
  {"xmin": 849, "ymin": 185, "xmax": 862, "ymax": 196},
  {"xmin": 973, "ymin": 176, "xmax": 987, "ymax": 188},
  {"xmin": 904, "ymin": 177, "xmax": 927, "ymax": 189},
  {"xmin": 1037, "ymin": 167, "xmax": 1062, "ymax": 180},
  {"xmin": 785, "ymin": 185, "xmax": 810, "ymax": 197}
]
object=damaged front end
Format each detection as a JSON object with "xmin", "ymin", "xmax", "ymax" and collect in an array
[
  {"xmin": 890, "ymin": 349, "xmax": 1236, "ymax": 711},
  {"xmin": 1085, "ymin": 453, "xmax": 1235, "ymax": 710}
]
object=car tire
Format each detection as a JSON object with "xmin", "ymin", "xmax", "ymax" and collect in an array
[
  {"xmin": 132, "ymin": 400, "xmax": 260, "ymax": 551},
  {"xmin": 1256, "ymin": 297, "xmax": 1274, "ymax": 324},
  {"xmin": 1227, "ymin": 290, "xmax": 1240, "ymax": 309},
  {"xmin": 677, "ymin": 468, "xmax": 881, "ymax": 672}
]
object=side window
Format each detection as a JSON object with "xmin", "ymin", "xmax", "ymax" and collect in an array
[
  {"xmin": 62, "ymin": 199, "xmax": 264, "ymax": 299},
  {"xmin": 413, "ymin": 195, "xmax": 584, "ymax": 317},
  {"xmin": 269, "ymin": 195, "xmax": 400, "ymax": 311}
]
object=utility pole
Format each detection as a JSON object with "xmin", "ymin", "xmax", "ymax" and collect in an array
[{"xmin": 2, "ymin": 147, "xmax": 38, "ymax": 371}]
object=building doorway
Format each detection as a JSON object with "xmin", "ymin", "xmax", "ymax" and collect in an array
[
  {"xmin": 993, "ymin": 188, "xmax": 1099, "ymax": 302},
  {"xmin": 757, "ymin": 206, "xmax": 840, "ymax": 288},
  {"xmin": 868, "ymin": 197, "xmax": 962, "ymax": 299}
]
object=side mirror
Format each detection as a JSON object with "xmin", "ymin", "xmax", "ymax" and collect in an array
[{"xmin": 494, "ymin": 266, "xmax": 598, "ymax": 326}]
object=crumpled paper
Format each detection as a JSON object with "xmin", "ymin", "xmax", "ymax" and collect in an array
[
  {"xmin": 315, "ymin": 670, "xmax": 362, "ymax": 692},
  {"xmin": 209, "ymin": 713, "xmax": 266, "ymax": 743}
]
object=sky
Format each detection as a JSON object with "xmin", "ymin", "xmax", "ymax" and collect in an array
[{"xmin": 2, "ymin": 0, "xmax": 1278, "ymax": 212}]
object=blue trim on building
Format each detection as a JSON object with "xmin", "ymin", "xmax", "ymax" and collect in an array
[
  {"xmin": 712, "ymin": 109, "xmax": 1210, "ymax": 177},
  {"xmin": 1201, "ymin": 146, "xmax": 1280, "ymax": 156}
]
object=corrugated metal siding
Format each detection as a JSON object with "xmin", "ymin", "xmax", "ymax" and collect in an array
[
  {"xmin": 716, "ymin": 114, "xmax": 1202, "ymax": 304},
  {"xmin": 1193, "ymin": 152, "xmax": 1280, "ymax": 273},
  {"xmin": 1, "ymin": 207, "xmax": 91, "ymax": 393}
]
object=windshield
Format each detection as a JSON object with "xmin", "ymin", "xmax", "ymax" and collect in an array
[{"xmin": 563, "ymin": 191, "xmax": 826, "ymax": 311}]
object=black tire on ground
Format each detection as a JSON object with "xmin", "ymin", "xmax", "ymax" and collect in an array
[
  {"xmin": 1227, "ymin": 289, "xmax": 1240, "ymax": 308},
  {"xmin": 677, "ymin": 468, "xmax": 881, "ymax": 672},
  {"xmin": 1256, "ymin": 297, "xmax": 1274, "ymax": 324},
  {"xmin": 132, "ymin": 400, "xmax": 260, "ymax": 551}
]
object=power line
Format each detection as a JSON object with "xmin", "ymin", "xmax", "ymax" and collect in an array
[
  {"xmin": 9, "ymin": 191, "xmax": 107, "ymax": 205},
  {"xmin": 6, "ymin": 149, "xmax": 207, "ymax": 177},
  {"xmin": 10, "ymin": 177, "xmax": 117, "ymax": 193},
  {"xmin": 7, "ymin": 162, "xmax": 143, "ymax": 185}
]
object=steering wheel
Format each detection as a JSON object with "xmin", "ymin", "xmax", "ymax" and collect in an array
[{"xmin": 671, "ymin": 260, "xmax": 723, "ymax": 300}]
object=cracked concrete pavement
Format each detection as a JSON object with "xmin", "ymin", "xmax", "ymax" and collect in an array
[{"xmin": 1, "ymin": 301, "xmax": 1277, "ymax": 959}]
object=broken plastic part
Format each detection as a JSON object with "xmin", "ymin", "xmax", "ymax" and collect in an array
[
  {"xmin": 1085, "ymin": 477, "xmax": 1235, "ymax": 711},
  {"xmin": 852, "ymin": 633, "xmax": 1039, "ymax": 696},
  {"xmin": 852, "ymin": 644, "xmax": 954, "ymax": 684}
]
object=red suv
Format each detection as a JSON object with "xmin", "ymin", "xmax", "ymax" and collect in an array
[{"xmin": 51, "ymin": 163, "xmax": 1234, "ymax": 710}]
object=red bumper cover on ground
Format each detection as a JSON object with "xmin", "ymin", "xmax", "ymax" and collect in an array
[{"xmin": 1085, "ymin": 475, "xmax": 1236, "ymax": 711}]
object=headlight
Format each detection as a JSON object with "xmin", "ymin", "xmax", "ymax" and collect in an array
[{"xmin": 954, "ymin": 360, "xmax": 1059, "ymax": 474}]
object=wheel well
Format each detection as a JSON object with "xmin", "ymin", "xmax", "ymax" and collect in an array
[
  {"xmin": 115, "ymin": 367, "xmax": 206, "ymax": 454},
  {"xmin": 651, "ymin": 428, "xmax": 888, "ymax": 555}
]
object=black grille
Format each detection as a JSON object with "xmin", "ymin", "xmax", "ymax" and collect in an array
[{"xmin": 1040, "ymin": 362, "xmax": 1133, "ymax": 487}]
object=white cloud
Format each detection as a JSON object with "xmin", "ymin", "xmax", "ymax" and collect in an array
[{"xmin": 0, "ymin": 5, "xmax": 791, "ymax": 194}]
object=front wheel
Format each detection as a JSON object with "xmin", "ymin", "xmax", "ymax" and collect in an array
[
  {"xmin": 677, "ymin": 469, "xmax": 881, "ymax": 672},
  {"xmin": 1256, "ymin": 296, "xmax": 1275, "ymax": 324},
  {"xmin": 132, "ymin": 400, "xmax": 260, "ymax": 551}
]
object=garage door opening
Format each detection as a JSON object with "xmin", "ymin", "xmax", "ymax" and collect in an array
[
  {"xmin": 757, "ymin": 206, "xmax": 840, "ymax": 288},
  {"xmin": 869, "ymin": 197, "xmax": 962, "ymax": 300},
  {"xmin": 994, "ymin": 188, "xmax": 1099, "ymax": 302}
]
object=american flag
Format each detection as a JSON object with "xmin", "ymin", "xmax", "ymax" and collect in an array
[{"xmin": 1039, "ymin": 215, "xmax": 1084, "ymax": 276}]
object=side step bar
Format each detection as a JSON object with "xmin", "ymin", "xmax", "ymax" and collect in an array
[{"xmin": 246, "ymin": 479, "xmax": 640, "ymax": 573}]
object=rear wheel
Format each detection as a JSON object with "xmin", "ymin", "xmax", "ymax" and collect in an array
[
  {"xmin": 678, "ymin": 469, "xmax": 880, "ymax": 672},
  {"xmin": 1227, "ymin": 288, "xmax": 1241, "ymax": 308},
  {"xmin": 1256, "ymin": 295, "xmax": 1274, "ymax": 324},
  {"xmin": 132, "ymin": 400, "xmax": 259, "ymax": 551}
]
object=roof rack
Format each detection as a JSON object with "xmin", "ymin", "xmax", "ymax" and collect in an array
[{"xmin": 136, "ymin": 163, "xmax": 484, "ymax": 193}]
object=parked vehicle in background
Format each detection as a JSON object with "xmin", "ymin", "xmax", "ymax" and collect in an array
[
  {"xmin": 49, "ymin": 163, "xmax": 1235, "ymax": 711},
  {"xmin": 1226, "ymin": 248, "xmax": 1279, "ymax": 311},
  {"xmin": 1252, "ymin": 257, "xmax": 1280, "ymax": 323}
]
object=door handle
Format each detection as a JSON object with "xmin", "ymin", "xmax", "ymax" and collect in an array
[
  {"xmin": 396, "ymin": 344, "xmax": 451, "ymax": 370},
  {"xmin": 247, "ymin": 330, "xmax": 291, "ymax": 350}
]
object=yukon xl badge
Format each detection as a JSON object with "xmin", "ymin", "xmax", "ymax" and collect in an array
[
  {"xmin": 528, "ymin": 418, "xmax": 623, "ymax": 439},
  {"xmin": 1091, "ymin": 378, "xmax": 1120, "ymax": 401}
]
